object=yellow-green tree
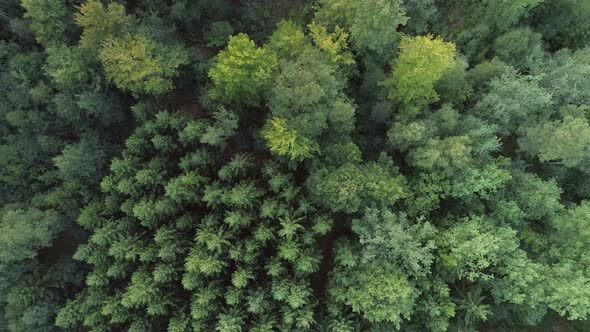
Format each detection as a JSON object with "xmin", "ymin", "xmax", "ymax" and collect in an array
[
  {"xmin": 381, "ymin": 35, "xmax": 456, "ymax": 115},
  {"xmin": 208, "ymin": 33, "xmax": 277, "ymax": 105},
  {"xmin": 99, "ymin": 33, "xmax": 189, "ymax": 95},
  {"xmin": 262, "ymin": 117, "xmax": 319, "ymax": 161},
  {"xmin": 75, "ymin": 0, "xmax": 134, "ymax": 52}
]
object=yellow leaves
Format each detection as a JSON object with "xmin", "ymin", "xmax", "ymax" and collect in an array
[
  {"xmin": 267, "ymin": 20, "xmax": 309, "ymax": 58},
  {"xmin": 75, "ymin": 0, "xmax": 104, "ymax": 27},
  {"xmin": 382, "ymin": 34, "xmax": 456, "ymax": 114},
  {"xmin": 309, "ymin": 22, "xmax": 355, "ymax": 68},
  {"xmin": 99, "ymin": 33, "xmax": 189, "ymax": 95},
  {"xmin": 262, "ymin": 117, "xmax": 319, "ymax": 161}
]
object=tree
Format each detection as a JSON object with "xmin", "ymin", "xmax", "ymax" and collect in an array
[
  {"xmin": 204, "ymin": 21, "xmax": 234, "ymax": 48},
  {"xmin": 472, "ymin": 73, "xmax": 553, "ymax": 135},
  {"xmin": 381, "ymin": 35, "xmax": 456, "ymax": 115},
  {"xmin": 307, "ymin": 154, "xmax": 408, "ymax": 213},
  {"xmin": 262, "ymin": 117, "xmax": 319, "ymax": 161},
  {"xmin": 329, "ymin": 254, "xmax": 418, "ymax": 328},
  {"xmin": 21, "ymin": 0, "xmax": 71, "ymax": 46},
  {"xmin": 5, "ymin": 1, "xmax": 590, "ymax": 330},
  {"xmin": 75, "ymin": 0, "xmax": 134, "ymax": 52},
  {"xmin": 327, "ymin": 209, "xmax": 436, "ymax": 329},
  {"xmin": 0, "ymin": 208, "xmax": 61, "ymax": 271},
  {"xmin": 57, "ymin": 113, "xmax": 332, "ymax": 330},
  {"xmin": 493, "ymin": 27, "xmax": 545, "ymax": 72},
  {"xmin": 541, "ymin": 48, "xmax": 590, "ymax": 108},
  {"xmin": 533, "ymin": 0, "xmax": 590, "ymax": 50},
  {"xmin": 53, "ymin": 134, "xmax": 107, "ymax": 185},
  {"xmin": 519, "ymin": 113, "xmax": 590, "ymax": 168},
  {"xmin": 99, "ymin": 32, "xmax": 189, "ymax": 95},
  {"xmin": 408, "ymin": 136, "xmax": 473, "ymax": 176},
  {"xmin": 481, "ymin": 0, "xmax": 544, "ymax": 32},
  {"xmin": 314, "ymin": 0, "xmax": 408, "ymax": 55},
  {"xmin": 264, "ymin": 48, "xmax": 355, "ymax": 160},
  {"xmin": 546, "ymin": 202, "xmax": 590, "ymax": 320},
  {"xmin": 435, "ymin": 56, "xmax": 472, "ymax": 106},
  {"xmin": 267, "ymin": 20, "xmax": 309, "ymax": 59},
  {"xmin": 208, "ymin": 33, "xmax": 277, "ymax": 105},
  {"xmin": 504, "ymin": 170, "xmax": 563, "ymax": 221},
  {"xmin": 308, "ymin": 22, "xmax": 355, "ymax": 73},
  {"xmin": 45, "ymin": 45, "xmax": 96, "ymax": 87},
  {"xmin": 348, "ymin": 0, "xmax": 408, "ymax": 54}
]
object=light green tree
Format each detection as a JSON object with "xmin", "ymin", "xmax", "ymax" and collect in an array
[
  {"xmin": 99, "ymin": 33, "xmax": 189, "ymax": 95},
  {"xmin": 208, "ymin": 33, "xmax": 277, "ymax": 105},
  {"xmin": 381, "ymin": 35, "xmax": 456, "ymax": 115},
  {"xmin": 75, "ymin": 0, "xmax": 134, "ymax": 51}
]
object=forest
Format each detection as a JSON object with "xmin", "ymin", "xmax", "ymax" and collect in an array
[{"xmin": 1, "ymin": 0, "xmax": 590, "ymax": 331}]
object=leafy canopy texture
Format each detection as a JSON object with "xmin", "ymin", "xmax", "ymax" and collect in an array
[
  {"xmin": 3, "ymin": 0, "xmax": 590, "ymax": 331},
  {"xmin": 56, "ymin": 113, "xmax": 332, "ymax": 330},
  {"xmin": 99, "ymin": 33, "xmax": 189, "ymax": 95},
  {"xmin": 381, "ymin": 35, "xmax": 456, "ymax": 114},
  {"xmin": 208, "ymin": 33, "xmax": 277, "ymax": 105}
]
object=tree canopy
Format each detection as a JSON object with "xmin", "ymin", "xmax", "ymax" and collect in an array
[{"xmin": 1, "ymin": 0, "xmax": 590, "ymax": 331}]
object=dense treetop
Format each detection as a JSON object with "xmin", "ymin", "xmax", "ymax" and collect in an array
[{"xmin": 0, "ymin": 0, "xmax": 589, "ymax": 331}]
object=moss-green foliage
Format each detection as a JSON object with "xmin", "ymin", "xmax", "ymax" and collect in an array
[
  {"xmin": 3, "ymin": 0, "xmax": 590, "ymax": 331},
  {"xmin": 99, "ymin": 32, "xmax": 189, "ymax": 95},
  {"xmin": 314, "ymin": 0, "xmax": 408, "ymax": 55},
  {"xmin": 21, "ymin": 0, "xmax": 72, "ymax": 46},
  {"xmin": 75, "ymin": 0, "xmax": 134, "ymax": 52},
  {"xmin": 493, "ymin": 27, "xmax": 545, "ymax": 71},
  {"xmin": 56, "ymin": 113, "xmax": 331, "ymax": 330}
]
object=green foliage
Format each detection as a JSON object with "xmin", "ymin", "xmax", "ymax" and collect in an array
[
  {"xmin": 533, "ymin": 0, "xmax": 590, "ymax": 50},
  {"xmin": 3, "ymin": 1, "xmax": 590, "ymax": 331},
  {"xmin": 262, "ymin": 117, "xmax": 319, "ymax": 161},
  {"xmin": 0, "ymin": 209, "xmax": 61, "ymax": 268},
  {"xmin": 467, "ymin": 59, "xmax": 512, "ymax": 92},
  {"xmin": 331, "ymin": 258, "xmax": 418, "ymax": 327},
  {"xmin": 482, "ymin": 0, "xmax": 544, "ymax": 30},
  {"xmin": 493, "ymin": 27, "xmax": 545, "ymax": 71},
  {"xmin": 265, "ymin": 48, "xmax": 355, "ymax": 159},
  {"xmin": 519, "ymin": 113, "xmax": 590, "ymax": 168},
  {"xmin": 328, "ymin": 209, "xmax": 437, "ymax": 329},
  {"xmin": 435, "ymin": 57, "xmax": 472, "ymax": 105},
  {"xmin": 505, "ymin": 171, "xmax": 563, "ymax": 220},
  {"xmin": 267, "ymin": 20, "xmax": 309, "ymax": 59},
  {"xmin": 408, "ymin": 136, "xmax": 473, "ymax": 176},
  {"xmin": 352, "ymin": 209, "xmax": 437, "ymax": 277},
  {"xmin": 542, "ymin": 48, "xmax": 590, "ymax": 107},
  {"xmin": 45, "ymin": 46, "xmax": 96, "ymax": 87},
  {"xmin": 314, "ymin": 0, "xmax": 408, "ymax": 55},
  {"xmin": 547, "ymin": 202, "xmax": 590, "ymax": 320},
  {"xmin": 307, "ymin": 155, "xmax": 407, "ymax": 213},
  {"xmin": 53, "ymin": 135, "xmax": 106, "ymax": 184},
  {"xmin": 57, "ymin": 113, "xmax": 331, "ymax": 330},
  {"xmin": 348, "ymin": 0, "xmax": 408, "ymax": 54},
  {"xmin": 439, "ymin": 216, "xmax": 519, "ymax": 282},
  {"xmin": 75, "ymin": 0, "xmax": 134, "ymax": 51},
  {"xmin": 99, "ymin": 32, "xmax": 189, "ymax": 95},
  {"xmin": 208, "ymin": 33, "xmax": 277, "ymax": 105},
  {"xmin": 21, "ymin": 0, "xmax": 70, "ymax": 46},
  {"xmin": 205, "ymin": 21, "xmax": 234, "ymax": 48},
  {"xmin": 308, "ymin": 23, "xmax": 355, "ymax": 71},
  {"xmin": 200, "ymin": 108, "xmax": 239, "ymax": 147},
  {"xmin": 472, "ymin": 73, "xmax": 553, "ymax": 134},
  {"xmin": 381, "ymin": 35, "xmax": 456, "ymax": 115}
]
